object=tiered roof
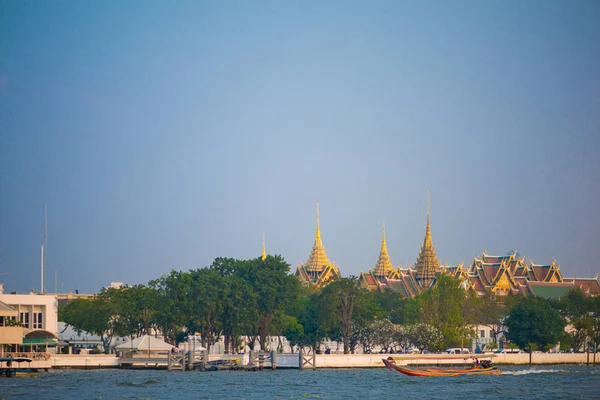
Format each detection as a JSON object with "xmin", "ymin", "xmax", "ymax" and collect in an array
[
  {"xmin": 414, "ymin": 191, "xmax": 441, "ymax": 287},
  {"xmin": 294, "ymin": 203, "xmax": 341, "ymax": 287},
  {"xmin": 374, "ymin": 220, "xmax": 396, "ymax": 277}
]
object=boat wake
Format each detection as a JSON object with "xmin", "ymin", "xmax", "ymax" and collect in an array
[{"xmin": 502, "ymin": 369, "xmax": 565, "ymax": 376}]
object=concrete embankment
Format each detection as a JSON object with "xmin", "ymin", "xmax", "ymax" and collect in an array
[{"xmin": 42, "ymin": 352, "xmax": 596, "ymax": 370}]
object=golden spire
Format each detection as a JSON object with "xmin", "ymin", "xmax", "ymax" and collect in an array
[
  {"xmin": 424, "ymin": 188, "xmax": 433, "ymax": 248},
  {"xmin": 261, "ymin": 233, "xmax": 266, "ymax": 261},
  {"xmin": 374, "ymin": 219, "xmax": 394, "ymax": 277},
  {"xmin": 415, "ymin": 189, "xmax": 441, "ymax": 287},
  {"xmin": 306, "ymin": 201, "xmax": 333, "ymax": 272},
  {"xmin": 315, "ymin": 201, "xmax": 322, "ymax": 247}
]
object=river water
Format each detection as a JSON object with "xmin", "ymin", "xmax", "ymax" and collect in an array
[{"xmin": 1, "ymin": 365, "xmax": 598, "ymax": 399}]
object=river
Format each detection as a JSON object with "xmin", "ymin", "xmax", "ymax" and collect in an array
[{"xmin": 1, "ymin": 365, "xmax": 598, "ymax": 399}]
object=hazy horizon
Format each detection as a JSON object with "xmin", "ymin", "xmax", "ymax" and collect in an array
[{"xmin": 1, "ymin": 1, "xmax": 599, "ymax": 294}]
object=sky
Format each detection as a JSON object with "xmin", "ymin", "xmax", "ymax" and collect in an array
[{"xmin": 1, "ymin": 1, "xmax": 599, "ymax": 294}]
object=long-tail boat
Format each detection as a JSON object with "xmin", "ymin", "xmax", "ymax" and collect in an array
[{"xmin": 382, "ymin": 357, "xmax": 501, "ymax": 377}]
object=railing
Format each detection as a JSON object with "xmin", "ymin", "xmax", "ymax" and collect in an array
[{"xmin": 1, "ymin": 352, "xmax": 51, "ymax": 361}]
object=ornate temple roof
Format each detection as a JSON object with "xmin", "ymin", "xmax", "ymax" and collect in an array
[
  {"xmin": 374, "ymin": 220, "xmax": 395, "ymax": 277},
  {"xmin": 295, "ymin": 203, "xmax": 341, "ymax": 287},
  {"xmin": 304, "ymin": 203, "xmax": 334, "ymax": 272},
  {"xmin": 414, "ymin": 190, "xmax": 441, "ymax": 287}
]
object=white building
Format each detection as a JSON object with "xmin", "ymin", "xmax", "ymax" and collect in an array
[{"xmin": 0, "ymin": 283, "xmax": 58, "ymax": 352}]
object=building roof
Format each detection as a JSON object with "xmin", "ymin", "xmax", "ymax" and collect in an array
[
  {"xmin": 0, "ymin": 301, "xmax": 18, "ymax": 317},
  {"xmin": 526, "ymin": 282, "xmax": 574, "ymax": 299},
  {"xmin": 115, "ymin": 334, "xmax": 174, "ymax": 351},
  {"xmin": 373, "ymin": 220, "xmax": 395, "ymax": 276},
  {"xmin": 414, "ymin": 191, "xmax": 440, "ymax": 286}
]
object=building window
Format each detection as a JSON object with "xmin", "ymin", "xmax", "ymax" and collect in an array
[
  {"xmin": 33, "ymin": 312, "xmax": 43, "ymax": 329},
  {"xmin": 20, "ymin": 312, "xmax": 30, "ymax": 328},
  {"xmin": 480, "ymin": 330, "xmax": 485, "ymax": 338}
]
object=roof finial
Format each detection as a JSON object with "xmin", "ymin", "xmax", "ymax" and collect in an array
[
  {"xmin": 315, "ymin": 201, "xmax": 321, "ymax": 246},
  {"xmin": 261, "ymin": 233, "xmax": 266, "ymax": 261},
  {"xmin": 427, "ymin": 188, "xmax": 431, "ymax": 223},
  {"xmin": 382, "ymin": 218, "xmax": 386, "ymax": 245}
]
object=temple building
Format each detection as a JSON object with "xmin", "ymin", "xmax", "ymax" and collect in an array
[
  {"xmin": 295, "ymin": 203, "xmax": 341, "ymax": 287},
  {"xmin": 443, "ymin": 251, "xmax": 600, "ymax": 298},
  {"xmin": 359, "ymin": 220, "xmax": 402, "ymax": 291},
  {"xmin": 413, "ymin": 191, "xmax": 441, "ymax": 289},
  {"xmin": 359, "ymin": 191, "xmax": 443, "ymax": 294}
]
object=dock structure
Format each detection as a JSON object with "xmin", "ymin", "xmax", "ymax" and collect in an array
[
  {"xmin": 299, "ymin": 351, "xmax": 316, "ymax": 370},
  {"xmin": 167, "ymin": 352, "xmax": 186, "ymax": 371},
  {"xmin": 248, "ymin": 350, "xmax": 276, "ymax": 370}
]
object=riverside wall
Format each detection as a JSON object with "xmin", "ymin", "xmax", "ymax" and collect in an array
[{"xmin": 41, "ymin": 352, "xmax": 597, "ymax": 369}]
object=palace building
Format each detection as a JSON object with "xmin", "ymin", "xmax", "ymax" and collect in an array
[
  {"xmin": 444, "ymin": 252, "xmax": 600, "ymax": 298},
  {"xmin": 358, "ymin": 220, "xmax": 402, "ymax": 291},
  {"xmin": 356, "ymin": 191, "xmax": 600, "ymax": 298},
  {"xmin": 359, "ymin": 191, "xmax": 443, "ymax": 295},
  {"xmin": 294, "ymin": 203, "xmax": 341, "ymax": 288}
]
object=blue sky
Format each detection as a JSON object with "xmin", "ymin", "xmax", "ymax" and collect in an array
[{"xmin": 1, "ymin": 1, "xmax": 599, "ymax": 294}]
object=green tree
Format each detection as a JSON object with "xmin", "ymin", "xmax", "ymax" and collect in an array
[
  {"xmin": 319, "ymin": 276, "xmax": 366, "ymax": 354},
  {"xmin": 284, "ymin": 294, "xmax": 327, "ymax": 353},
  {"xmin": 235, "ymin": 255, "xmax": 300, "ymax": 351},
  {"xmin": 558, "ymin": 288, "xmax": 594, "ymax": 352},
  {"xmin": 149, "ymin": 270, "xmax": 192, "ymax": 345},
  {"xmin": 406, "ymin": 323, "xmax": 443, "ymax": 353},
  {"xmin": 60, "ymin": 294, "xmax": 116, "ymax": 354},
  {"xmin": 505, "ymin": 296, "xmax": 566, "ymax": 365}
]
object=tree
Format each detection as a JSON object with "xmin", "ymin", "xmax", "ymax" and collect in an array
[
  {"xmin": 406, "ymin": 323, "xmax": 443, "ymax": 353},
  {"xmin": 319, "ymin": 277, "xmax": 364, "ymax": 354},
  {"xmin": 558, "ymin": 288, "xmax": 594, "ymax": 352},
  {"xmin": 60, "ymin": 294, "xmax": 117, "ymax": 354},
  {"xmin": 505, "ymin": 296, "xmax": 566, "ymax": 365},
  {"xmin": 370, "ymin": 318, "xmax": 397, "ymax": 353},
  {"xmin": 149, "ymin": 270, "xmax": 192, "ymax": 345},
  {"xmin": 235, "ymin": 255, "xmax": 300, "ymax": 351},
  {"xmin": 284, "ymin": 294, "xmax": 327, "ymax": 354}
]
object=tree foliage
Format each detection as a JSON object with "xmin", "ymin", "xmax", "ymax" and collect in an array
[{"xmin": 505, "ymin": 296, "xmax": 566, "ymax": 360}]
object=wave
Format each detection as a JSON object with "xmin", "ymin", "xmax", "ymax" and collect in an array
[{"xmin": 502, "ymin": 369, "xmax": 566, "ymax": 375}]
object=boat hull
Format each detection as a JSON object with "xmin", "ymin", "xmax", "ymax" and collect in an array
[{"xmin": 382, "ymin": 359, "xmax": 501, "ymax": 377}]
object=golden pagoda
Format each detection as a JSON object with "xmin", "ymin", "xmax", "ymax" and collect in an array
[
  {"xmin": 373, "ymin": 220, "xmax": 399, "ymax": 278},
  {"xmin": 414, "ymin": 190, "xmax": 441, "ymax": 288},
  {"xmin": 261, "ymin": 233, "xmax": 266, "ymax": 261},
  {"xmin": 295, "ymin": 202, "xmax": 341, "ymax": 287},
  {"xmin": 359, "ymin": 220, "xmax": 401, "ymax": 290}
]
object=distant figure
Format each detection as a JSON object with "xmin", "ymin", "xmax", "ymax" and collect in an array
[{"xmin": 474, "ymin": 358, "xmax": 480, "ymax": 368}]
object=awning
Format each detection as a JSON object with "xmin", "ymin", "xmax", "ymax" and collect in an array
[
  {"xmin": 24, "ymin": 329, "xmax": 58, "ymax": 339},
  {"xmin": 22, "ymin": 338, "xmax": 58, "ymax": 345}
]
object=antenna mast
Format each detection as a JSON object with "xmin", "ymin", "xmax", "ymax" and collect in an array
[{"xmin": 41, "ymin": 206, "xmax": 48, "ymax": 294}]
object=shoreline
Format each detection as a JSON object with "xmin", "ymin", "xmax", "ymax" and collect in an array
[{"xmin": 33, "ymin": 352, "xmax": 599, "ymax": 370}]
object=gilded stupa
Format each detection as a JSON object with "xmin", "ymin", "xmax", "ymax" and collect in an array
[
  {"xmin": 414, "ymin": 190, "xmax": 441, "ymax": 288},
  {"xmin": 359, "ymin": 220, "xmax": 401, "ymax": 290},
  {"xmin": 373, "ymin": 220, "xmax": 400, "ymax": 279},
  {"xmin": 295, "ymin": 202, "xmax": 341, "ymax": 287}
]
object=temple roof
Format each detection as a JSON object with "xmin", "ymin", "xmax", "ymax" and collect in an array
[
  {"xmin": 525, "ymin": 282, "xmax": 575, "ymax": 299},
  {"xmin": 414, "ymin": 190, "xmax": 441, "ymax": 285},
  {"xmin": 295, "ymin": 203, "xmax": 341, "ymax": 287},
  {"xmin": 374, "ymin": 220, "xmax": 395, "ymax": 276},
  {"xmin": 304, "ymin": 202, "xmax": 335, "ymax": 272}
]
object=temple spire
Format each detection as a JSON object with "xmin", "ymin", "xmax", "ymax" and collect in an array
[
  {"xmin": 415, "ymin": 189, "xmax": 440, "ymax": 287},
  {"xmin": 374, "ymin": 218, "xmax": 394, "ymax": 276},
  {"xmin": 424, "ymin": 188, "xmax": 433, "ymax": 248},
  {"xmin": 295, "ymin": 202, "xmax": 341, "ymax": 286},
  {"xmin": 315, "ymin": 201, "xmax": 322, "ymax": 247},
  {"xmin": 261, "ymin": 233, "xmax": 266, "ymax": 261}
]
